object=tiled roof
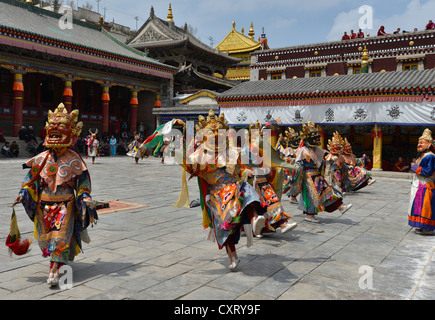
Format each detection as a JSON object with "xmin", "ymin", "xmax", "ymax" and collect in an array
[
  {"xmin": 0, "ymin": 0, "xmax": 176, "ymax": 77},
  {"xmin": 128, "ymin": 9, "xmax": 240, "ymax": 64},
  {"xmin": 214, "ymin": 27, "xmax": 261, "ymax": 54},
  {"xmin": 153, "ymin": 104, "xmax": 219, "ymax": 115},
  {"xmin": 217, "ymin": 69, "xmax": 435, "ymax": 101}
]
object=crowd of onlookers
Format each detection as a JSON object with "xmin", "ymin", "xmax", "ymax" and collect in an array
[
  {"xmin": 0, "ymin": 126, "xmax": 42, "ymax": 158},
  {"xmin": 341, "ymin": 19, "xmax": 435, "ymax": 40}
]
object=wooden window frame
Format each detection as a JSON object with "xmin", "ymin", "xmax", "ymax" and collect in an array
[
  {"xmin": 309, "ymin": 70, "xmax": 321, "ymax": 77},
  {"xmin": 402, "ymin": 62, "xmax": 418, "ymax": 71},
  {"xmin": 271, "ymin": 73, "xmax": 282, "ymax": 80}
]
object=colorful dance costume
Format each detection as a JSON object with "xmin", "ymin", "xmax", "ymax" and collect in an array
[
  {"xmin": 11, "ymin": 104, "xmax": 97, "ymax": 268},
  {"xmin": 341, "ymin": 138, "xmax": 372, "ymax": 192},
  {"xmin": 176, "ymin": 111, "xmax": 260, "ymax": 252},
  {"xmin": 289, "ymin": 121, "xmax": 344, "ymax": 216},
  {"xmin": 86, "ymin": 129, "xmax": 99, "ymax": 163},
  {"xmin": 127, "ymin": 135, "xmax": 147, "ymax": 163},
  {"xmin": 279, "ymin": 128, "xmax": 301, "ymax": 198},
  {"xmin": 243, "ymin": 121, "xmax": 296, "ymax": 233},
  {"xmin": 408, "ymin": 128, "xmax": 435, "ymax": 233},
  {"xmin": 324, "ymin": 132, "xmax": 347, "ymax": 198}
]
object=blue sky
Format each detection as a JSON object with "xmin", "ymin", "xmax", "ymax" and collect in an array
[{"xmin": 86, "ymin": 0, "xmax": 435, "ymax": 49}]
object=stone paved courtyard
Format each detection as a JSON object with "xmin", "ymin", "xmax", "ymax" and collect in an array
[{"xmin": 0, "ymin": 155, "xmax": 433, "ymax": 300}]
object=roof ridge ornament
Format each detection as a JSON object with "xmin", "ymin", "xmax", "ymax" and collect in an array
[
  {"xmin": 167, "ymin": 3, "xmax": 174, "ymax": 22},
  {"xmin": 361, "ymin": 45, "xmax": 369, "ymax": 73},
  {"xmin": 248, "ymin": 22, "xmax": 255, "ymax": 40}
]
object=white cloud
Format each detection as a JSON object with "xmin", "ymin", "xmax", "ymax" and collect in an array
[{"xmin": 326, "ymin": 7, "xmax": 362, "ymax": 41}]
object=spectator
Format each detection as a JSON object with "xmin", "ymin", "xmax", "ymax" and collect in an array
[
  {"xmin": 357, "ymin": 29, "xmax": 365, "ymax": 38},
  {"xmin": 364, "ymin": 155, "xmax": 373, "ymax": 171},
  {"xmin": 393, "ymin": 28, "xmax": 401, "ymax": 34},
  {"xmin": 113, "ymin": 118, "xmax": 121, "ymax": 137},
  {"xmin": 342, "ymin": 31, "xmax": 350, "ymax": 40},
  {"xmin": 121, "ymin": 121, "xmax": 128, "ymax": 133},
  {"xmin": 377, "ymin": 25, "xmax": 390, "ymax": 36},
  {"xmin": 1, "ymin": 142, "xmax": 14, "ymax": 157},
  {"xmin": 117, "ymin": 142, "xmax": 128, "ymax": 155},
  {"xmin": 138, "ymin": 122, "xmax": 145, "ymax": 137},
  {"xmin": 0, "ymin": 128, "xmax": 6, "ymax": 143},
  {"xmin": 110, "ymin": 135, "xmax": 117, "ymax": 157},
  {"xmin": 10, "ymin": 141, "xmax": 19, "ymax": 157},
  {"xmin": 425, "ymin": 20, "xmax": 435, "ymax": 30},
  {"xmin": 350, "ymin": 30, "xmax": 357, "ymax": 39},
  {"xmin": 414, "ymin": 27, "xmax": 418, "ymax": 32},
  {"xmin": 25, "ymin": 126, "xmax": 36, "ymax": 143},
  {"xmin": 392, "ymin": 156, "xmax": 409, "ymax": 172},
  {"xmin": 26, "ymin": 138, "xmax": 37, "ymax": 156},
  {"xmin": 18, "ymin": 126, "xmax": 27, "ymax": 141},
  {"xmin": 121, "ymin": 130, "xmax": 128, "ymax": 142}
]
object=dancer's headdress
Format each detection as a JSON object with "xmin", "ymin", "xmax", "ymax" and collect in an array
[
  {"xmin": 249, "ymin": 120, "xmax": 263, "ymax": 132},
  {"xmin": 300, "ymin": 120, "xmax": 320, "ymax": 147},
  {"xmin": 419, "ymin": 128, "xmax": 433, "ymax": 143},
  {"xmin": 195, "ymin": 110, "xmax": 229, "ymax": 152},
  {"xmin": 327, "ymin": 131, "xmax": 344, "ymax": 155},
  {"xmin": 343, "ymin": 138, "xmax": 352, "ymax": 155},
  {"xmin": 195, "ymin": 109, "xmax": 228, "ymax": 132},
  {"xmin": 285, "ymin": 127, "xmax": 301, "ymax": 148},
  {"xmin": 44, "ymin": 103, "xmax": 83, "ymax": 148}
]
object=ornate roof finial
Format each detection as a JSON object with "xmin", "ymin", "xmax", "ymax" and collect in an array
[
  {"xmin": 361, "ymin": 45, "xmax": 370, "ymax": 73},
  {"xmin": 248, "ymin": 22, "xmax": 255, "ymax": 40},
  {"xmin": 150, "ymin": 6, "xmax": 155, "ymax": 17},
  {"xmin": 167, "ymin": 3, "xmax": 173, "ymax": 22},
  {"xmin": 361, "ymin": 46, "xmax": 369, "ymax": 61},
  {"xmin": 232, "ymin": 21, "xmax": 236, "ymax": 31}
]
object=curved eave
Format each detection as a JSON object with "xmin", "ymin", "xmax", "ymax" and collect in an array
[
  {"xmin": 135, "ymin": 37, "xmax": 241, "ymax": 64},
  {"xmin": 215, "ymin": 29, "xmax": 261, "ymax": 54},
  {"xmin": 223, "ymin": 43, "xmax": 262, "ymax": 55},
  {"xmin": 0, "ymin": 25, "xmax": 177, "ymax": 78},
  {"xmin": 217, "ymin": 90, "xmax": 434, "ymax": 105}
]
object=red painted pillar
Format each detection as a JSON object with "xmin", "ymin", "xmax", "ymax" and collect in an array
[
  {"xmin": 154, "ymin": 93, "xmax": 162, "ymax": 108},
  {"xmin": 101, "ymin": 85, "xmax": 110, "ymax": 133},
  {"xmin": 130, "ymin": 90, "xmax": 138, "ymax": 134},
  {"xmin": 63, "ymin": 78, "xmax": 73, "ymax": 112},
  {"xmin": 12, "ymin": 72, "xmax": 24, "ymax": 137}
]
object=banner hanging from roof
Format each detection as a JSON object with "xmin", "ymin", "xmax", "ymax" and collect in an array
[{"xmin": 221, "ymin": 101, "xmax": 435, "ymax": 126}]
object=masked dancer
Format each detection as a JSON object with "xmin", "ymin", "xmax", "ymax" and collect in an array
[
  {"xmin": 341, "ymin": 138, "xmax": 375, "ymax": 192},
  {"xmin": 243, "ymin": 121, "xmax": 298, "ymax": 237},
  {"xmin": 10, "ymin": 103, "xmax": 98, "ymax": 286},
  {"xmin": 289, "ymin": 121, "xmax": 352, "ymax": 223},
  {"xmin": 408, "ymin": 128, "xmax": 435, "ymax": 235},
  {"xmin": 86, "ymin": 128, "xmax": 99, "ymax": 164},
  {"xmin": 280, "ymin": 128, "xmax": 302, "ymax": 204},
  {"xmin": 175, "ymin": 110, "xmax": 266, "ymax": 271}
]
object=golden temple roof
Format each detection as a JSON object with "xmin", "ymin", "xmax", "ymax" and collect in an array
[
  {"xmin": 214, "ymin": 21, "xmax": 262, "ymax": 54},
  {"xmin": 225, "ymin": 67, "xmax": 251, "ymax": 81}
]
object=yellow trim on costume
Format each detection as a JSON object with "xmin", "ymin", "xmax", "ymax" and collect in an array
[
  {"xmin": 173, "ymin": 168, "xmax": 190, "ymax": 208},
  {"xmin": 74, "ymin": 242, "xmax": 81, "ymax": 256},
  {"xmin": 33, "ymin": 215, "xmax": 38, "ymax": 240},
  {"xmin": 202, "ymin": 206, "xmax": 211, "ymax": 229},
  {"xmin": 23, "ymin": 185, "xmax": 38, "ymax": 203}
]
